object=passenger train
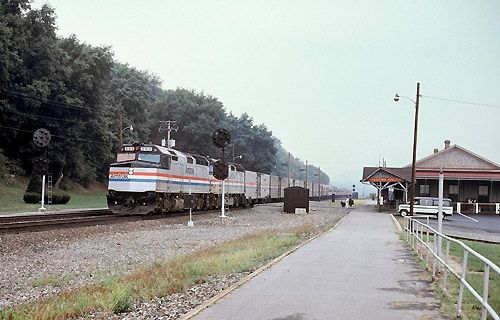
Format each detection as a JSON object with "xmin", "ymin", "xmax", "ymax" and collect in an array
[{"xmin": 107, "ymin": 143, "xmax": 333, "ymax": 215}]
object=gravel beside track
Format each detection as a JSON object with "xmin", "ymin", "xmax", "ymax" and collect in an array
[{"xmin": 0, "ymin": 202, "xmax": 350, "ymax": 318}]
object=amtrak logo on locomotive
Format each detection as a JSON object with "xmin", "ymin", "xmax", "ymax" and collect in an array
[{"xmin": 110, "ymin": 173, "xmax": 129, "ymax": 179}]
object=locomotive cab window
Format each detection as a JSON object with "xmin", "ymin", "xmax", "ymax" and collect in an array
[
  {"xmin": 137, "ymin": 153, "xmax": 161, "ymax": 163},
  {"xmin": 160, "ymin": 155, "xmax": 171, "ymax": 169},
  {"xmin": 117, "ymin": 153, "xmax": 136, "ymax": 162}
]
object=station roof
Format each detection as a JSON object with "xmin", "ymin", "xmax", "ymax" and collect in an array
[
  {"xmin": 408, "ymin": 141, "xmax": 500, "ymax": 180},
  {"xmin": 362, "ymin": 167, "xmax": 411, "ymax": 183}
]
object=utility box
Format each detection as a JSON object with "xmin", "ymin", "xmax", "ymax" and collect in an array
[{"xmin": 283, "ymin": 186, "xmax": 309, "ymax": 214}]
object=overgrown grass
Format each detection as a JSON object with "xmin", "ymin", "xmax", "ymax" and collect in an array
[
  {"xmin": 0, "ymin": 223, "xmax": 331, "ymax": 320},
  {"xmin": 0, "ymin": 183, "xmax": 107, "ymax": 214}
]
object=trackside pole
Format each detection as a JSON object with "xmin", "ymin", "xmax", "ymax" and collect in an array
[
  {"xmin": 188, "ymin": 188, "xmax": 193, "ymax": 227},
  {"xmin": 438, "ymin": 171, "xmax": 443, "ymax": 258},
  {"xmin": 221, "ymin": 179, "xmax": 226, "ymax": 218},
  {"xmin": 39, "ymin": 175, "xmax": 46, "ymax": 212}
]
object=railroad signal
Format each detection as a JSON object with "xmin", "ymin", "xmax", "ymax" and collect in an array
[
  {"xmin": 212, "ymin": 128, "xmax": 231, "ymax": 149},
  {"xmin": 213, "ymin": 160, "xmax": 229, "ymax": 180},
  {"xmin": 32, "ymin": 156, "xmax": 50, "ymax": 174},
  {"xmin": 33, "ymin": 128, "xmax": 51, "ymax": 148}
]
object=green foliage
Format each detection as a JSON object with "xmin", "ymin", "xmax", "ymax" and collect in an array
[
  {"xmin": 149, "ymin": 88, "xmax": 226, "ymax": 157},
  {"xmin": 110, "ymin": 285, "xmax": 133, "ymax": 314},
  {"xmin": 272, "ymin": 139, "xmax": 330, "ymax": 184},
  {"xmin": 0, "ymin": 1, "xmax": 331, "ymax": 189}
]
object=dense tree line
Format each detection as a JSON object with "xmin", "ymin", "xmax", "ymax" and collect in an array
[{"xmin": 0, "ymin": 0, "xmax": 330, "ymax": 191}]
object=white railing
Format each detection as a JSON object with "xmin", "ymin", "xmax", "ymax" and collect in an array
[
  {"xmin": 404, "ymin": 216, "xmax": 500, "ymax": 320},
  {"xmin": 456, "ymin": 202, "xmax": 500, "ymax": 214}
]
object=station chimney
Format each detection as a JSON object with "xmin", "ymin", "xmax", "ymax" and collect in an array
[{"xmin": 444, "ymin": 140, "xmax": 451, "ymax": 149}]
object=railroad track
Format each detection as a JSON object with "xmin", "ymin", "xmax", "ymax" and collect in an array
[
  {"xmin": 0, "ymin": 208, "xmax": 118, "ymax": 233},
  {"xmin": 0, "ymin": 206, "xmax": 245, "ymax": 233}
]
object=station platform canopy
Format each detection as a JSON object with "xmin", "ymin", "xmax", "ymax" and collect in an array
[{"xmin": 361, "ymin": 167, "xmax": 411, "ymax": 202}]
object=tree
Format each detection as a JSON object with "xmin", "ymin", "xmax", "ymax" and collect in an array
[{"xmin": 149, "ymin": 88, "xmax": 226, "ymax": 157}]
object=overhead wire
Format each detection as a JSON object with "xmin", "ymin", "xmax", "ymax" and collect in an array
[
  {"xmin": 0, "ymin": 89, "xmax": 91, "ymax": 113},
  {"xmin": 0, "ymin": 125, "xmax": 109, "ymax": 144},
  {"xmin": 1, "ymin": 109, "xmax": 81, "ymax": 123},
  {"xmin": 421, "ymin": 95, "xmax": 500, "ymax": 109}
]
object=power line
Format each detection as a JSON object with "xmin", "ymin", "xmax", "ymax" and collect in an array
[
  {"xmin": 1, "ymin": 109, "xmax": 80, "ymax": 123},
  {"xmin": 422, "ymin": 95, "xmax": 500, "ymax": 109},
  {"xmin": 0, "ymin": 125, "xmax": 108, "ymax": 144},
  {"xmin": 0, "ymin": 89, "xmax": 92, "ymax": 113}
]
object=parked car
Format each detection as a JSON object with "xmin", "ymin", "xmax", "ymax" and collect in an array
[{"xmin": 398, "ymin": 197, "xmax": 453, "ymax": 217}]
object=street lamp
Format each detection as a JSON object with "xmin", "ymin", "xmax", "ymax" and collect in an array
[
  {"xmin": 119, "ymin": 124, "xmax": 134, "ymax": 147},
  {"xmin": 233, "ymin": 155, "xmax": 243, "ymax": 161},
  {"xmin": 394, "ymin": 82, "xmax": 420, "ymax": 216}
]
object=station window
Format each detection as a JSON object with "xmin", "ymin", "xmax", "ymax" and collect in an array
[
  {"xmin": 449, "ymin": 185, "xmax": 458, "ymax": 195},
  {"xmin": 479, "ymin": 186, "xmax": 489, "ymax": 196},
  {"xmin": 419, "ymin": 184, "xmax": 430, "ymax": 196}
]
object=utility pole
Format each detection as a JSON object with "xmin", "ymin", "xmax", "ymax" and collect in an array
[
  {"xmin": 317, "ymin": 166, "xmax": 321, "ymax": 201},
  {"xmin": 410, "ymin": 83, "xmax": 420, "ymax": 216},
  {"xmin": 159, "ymin": 120, "xmax": 178, "ymax": 147},
  {"xmin": 118, "ymin": 114, "xmax": 123, "ymax": 147},
  {"xmin": 305, "ymin": 160, "xmax": 308, "ymax": 188},
  {"xmin": 287, "ymin": 152, "xmax": 291, "ymax": 187}
]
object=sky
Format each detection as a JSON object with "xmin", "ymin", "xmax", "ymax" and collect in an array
[{"xmin": 32, "ymin": 0, "xmax": 500, "ymax": 190}]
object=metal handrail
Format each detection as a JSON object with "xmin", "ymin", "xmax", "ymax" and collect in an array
[{"xmin": 403, "ymin": 216, "xmax": 499, "ymax": 320}]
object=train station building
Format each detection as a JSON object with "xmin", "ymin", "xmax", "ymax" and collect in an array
[{"xmin": 362, "ymin": 140, "xmax": 500, "ymax": 205}]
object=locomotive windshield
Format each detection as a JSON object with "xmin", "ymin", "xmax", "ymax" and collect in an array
[
  {"xmin": 137, "ymin": 153, "xmax": 161, "ymax": 163},
  {"xmin": 116, "ymin": 153, "xmax": 136, "ymax": 162}
]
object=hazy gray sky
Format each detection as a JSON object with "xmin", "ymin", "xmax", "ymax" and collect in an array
[{"xmin": 33, "ymin": 0, "xmax": 500, "ymax": 188}]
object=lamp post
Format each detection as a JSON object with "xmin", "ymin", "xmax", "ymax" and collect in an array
[
  {"xmin": 233, "ymin": 155, "xmax": 243, "ymax": 162},
  {"xmin": 119, "ymin": 124, "xmax": 134, "ymax": 147},
  {"xmin": 394, "ymin": 82, "xmax": 420, "ymax": 215}
]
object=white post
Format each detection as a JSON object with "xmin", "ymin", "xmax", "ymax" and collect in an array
[
  {"xmin": 188, "ymin": 188, "xmax": 193, "ymax": 227},
  {"xmin": 457, "ymin": 202, "xmax": 461, "ymax": 214},
  {"xmin": 220, "ymin": 179, "xmax": 226, "ymax": 218},
  {"xmin": 39, "ymin": 175, "xmax": 46, "ymax": 212},
  {"xmin": 438, "ymin": 171, "xmax": 444, "ymax": 259},
  {"xmin": 496, "ymin": 203, "xmax": 499, "ymax": 215},
  {"xmin": 475, "ymin": 202, "xmax": 479, "ymax": 214}
]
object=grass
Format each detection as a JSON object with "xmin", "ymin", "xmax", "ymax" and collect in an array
[
  {"xmin": 440, "ymin": 239, "xmax": 500, "ymax": 320},
  {"xmin": 398, "ymin": 221, "xmax": 500, "ymax": 320},
  {"xmin": 0, "ymin": 182, "xmax": 107, "ymax": 214},
  {"xmin": 0, "ymin": 223, "xmax": 333, "ymax": 320},
  {"xmin": 31, "ymin": 275, "xmax": 67, "ymax": 288}
]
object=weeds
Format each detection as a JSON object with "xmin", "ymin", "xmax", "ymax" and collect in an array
[{"xmin": 0, "ymin": 223, "xmax": 327, "ymax": 320}]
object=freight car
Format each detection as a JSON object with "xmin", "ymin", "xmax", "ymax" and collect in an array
[{"xmin": 107, "ymin": 143, "xmax": 332, "ymax": 215}]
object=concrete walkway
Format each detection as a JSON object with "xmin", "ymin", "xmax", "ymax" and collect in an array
[{"xmin": 194, "ymin": 203, "xmax": 448, "ymax": 320}]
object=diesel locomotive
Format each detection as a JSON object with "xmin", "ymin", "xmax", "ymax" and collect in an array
[{"xmin": 107, "ymin": 143, "xmax": 332, "ymax": 215}]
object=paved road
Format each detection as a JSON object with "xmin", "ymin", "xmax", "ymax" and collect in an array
[
  {"xmin": 194, "ymin": 204, "xmax": 448, "ymax": 320},
  {"xmin": 411, "ymin": 214, "xmax": 500, "ymax": 243}
]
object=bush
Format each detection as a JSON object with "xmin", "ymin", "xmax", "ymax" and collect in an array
[
  {"xmin": 23, "ymin": 191, "xmax": 71, "ymax": 204},
  {"xmin": 23, "ymin": 192, "xmax": 42, "ymax": 204},
  {"xmin": 0, "ymin": 149, "xmax": 24, "ymax": 186}
]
